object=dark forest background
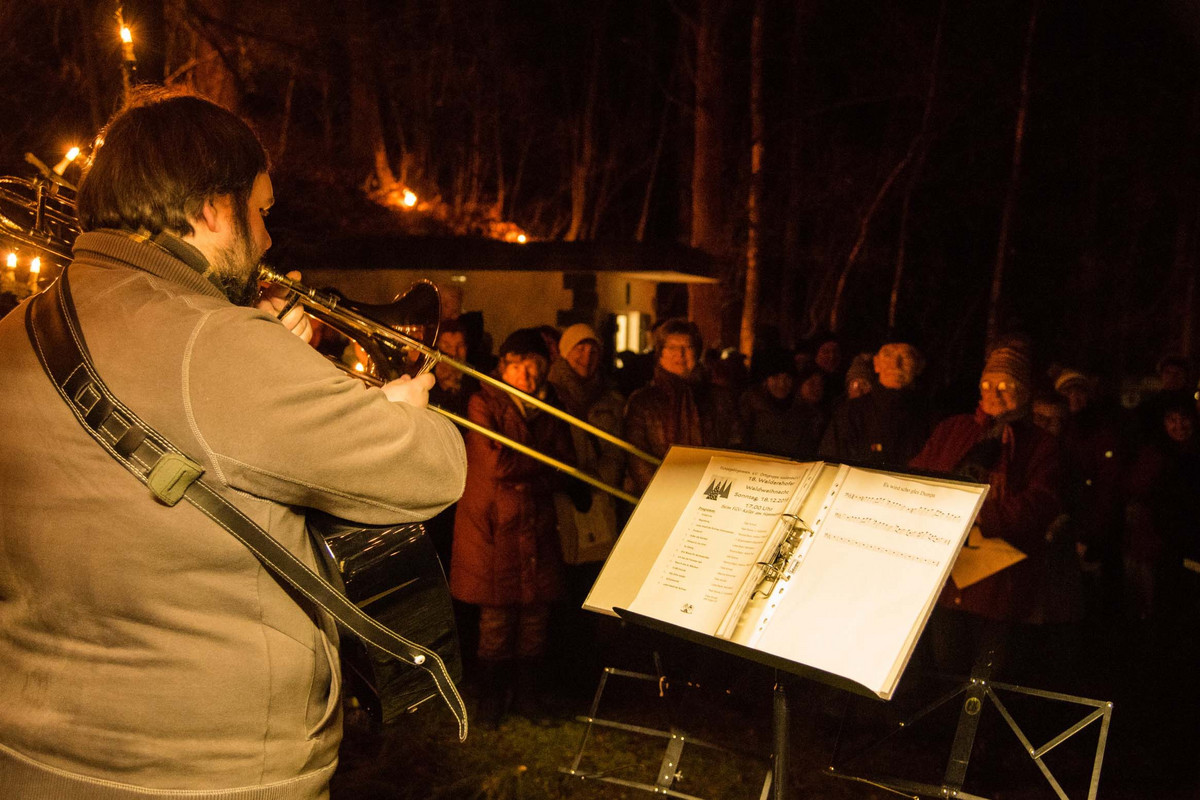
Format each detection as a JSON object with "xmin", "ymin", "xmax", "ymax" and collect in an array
[{"xmin": 6, "ymin": 0, "xmax": 1200, "ymax": 400}]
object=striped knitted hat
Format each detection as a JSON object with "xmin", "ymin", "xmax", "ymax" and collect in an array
[{"xmin": 983, "ymin": 345, "xmax": 1032, "ymax": 384}]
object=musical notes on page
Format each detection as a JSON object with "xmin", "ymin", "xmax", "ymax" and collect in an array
[{"xmin": 752, "ymin": 467, "xmax": 985, "ymax": 694}]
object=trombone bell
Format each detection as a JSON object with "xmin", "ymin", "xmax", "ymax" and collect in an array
[
  {"xmin": 338, "ymin": 282, "xmax": 441, "ymax": 380},
  {"xmin": 260, "ymin": 267, "xmax": 441, "ymax": 379}
]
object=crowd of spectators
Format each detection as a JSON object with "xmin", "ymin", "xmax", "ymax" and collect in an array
[{"xmin": 334, "ymin": 307, "xmax": 1200, "ymax": 726}]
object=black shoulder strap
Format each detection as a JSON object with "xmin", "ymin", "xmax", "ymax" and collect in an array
[{"xmin": 25, "ymin": 273, "xmax": 468, "ymax": 740}]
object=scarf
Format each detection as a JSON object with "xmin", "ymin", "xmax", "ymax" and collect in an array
[
  {"xmin": 547, "ymin": 358, "xmax": 605, "ymax": 419},
  {"xmin": 651, "ymin": 365, "xmax": 704, "ymax": 447},
  {"xmin": 955, "ymin": 405, "xmax": 1019, "ymax": 500}
]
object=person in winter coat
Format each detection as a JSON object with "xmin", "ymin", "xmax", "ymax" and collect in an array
[
  {"xmin": 450, "ymin": 327, "xmax": 576, "ymax": 726},
  {"xmin": 820, "ymin": 339, "xmax": 934, "ymax": 468},
  {"xmin": 910, "ymin": 344, "xmax": 1062, "ymax": 678},
  {"xmin": 624, "ymin": 318, "xmax": 742, "ymax": 493}
]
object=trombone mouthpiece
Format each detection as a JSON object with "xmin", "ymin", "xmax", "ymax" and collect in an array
[
  {"xmin": 258, "ymin": 267, "xmax": 339, "ymax": 308},
  {"xmin": 258, "ymin": 265, "xmax": 285, "ymax": 283}
]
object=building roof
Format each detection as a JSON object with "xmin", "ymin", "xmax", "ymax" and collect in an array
[{"xmin": 271, "ymin": 236, "xmax": 720, "ymax": 284}]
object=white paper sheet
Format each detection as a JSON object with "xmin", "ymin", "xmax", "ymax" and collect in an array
[
  {"xmin": 752, "ymin": 467, "xmax": 982, "ymax": 694},
  {"xmin": 627, "ymin": 456, "xmax": 813, "ymax": 635}
]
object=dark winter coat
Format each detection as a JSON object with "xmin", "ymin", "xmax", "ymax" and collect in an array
[
  {"xmin": 819, "ymin": 386, "xmax": 934, "ymax": 468},
  {"xmin": 450, "ymin": 382, "xmax": 574, "ymax": 606},
  {"xmin": 623, "ymin": 366, "xmax": 742, "ymax": 493}
]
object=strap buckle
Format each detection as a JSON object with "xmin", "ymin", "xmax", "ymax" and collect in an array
[{"xmin": 147, "ymin": 452, "xmax": 204, "ymax": 506}]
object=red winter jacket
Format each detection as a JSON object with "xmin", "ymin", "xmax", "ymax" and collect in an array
[
  {"xmin": 910, "ymin": 407, "xmax": 1062, "ymax": 620},
  {"xmin": 450, "ymin": 382, "xmax": 574, "ymax": 606}
]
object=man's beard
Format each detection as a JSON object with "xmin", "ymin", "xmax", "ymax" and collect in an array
[{"xmin": 210, "ymin": 218, "xmax": 262, "ymax": 307}]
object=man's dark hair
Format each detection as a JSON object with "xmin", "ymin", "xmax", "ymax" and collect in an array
[{"xmin": 77, "ymin": 87, "xmax": 269, "ymax": 238}]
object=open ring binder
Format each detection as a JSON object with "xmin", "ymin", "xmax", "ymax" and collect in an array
[
  {"xmin": 751, "ymin": 514, "xmax": 814, "ymax": 600},
  {"xmin": 585, "ymin": 446, "xmax": 989, "ymax": 701}
]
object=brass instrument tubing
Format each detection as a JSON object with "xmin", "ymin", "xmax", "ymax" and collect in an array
[
  {"xmin": 259, "ymin": 266, "xmax": 663, "ymax": 469},
  {"xmin": 335, "ymin": 361, "xmax": 641, "ymax": 505},
  {"xmin": 435, "ymin": 406, "xmax": 642, "ymax": 506}
]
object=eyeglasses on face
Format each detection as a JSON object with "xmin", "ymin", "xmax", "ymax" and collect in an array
[{"xmin": 979, "ymin": 379, "xmax": 1020, "ymax": 393}]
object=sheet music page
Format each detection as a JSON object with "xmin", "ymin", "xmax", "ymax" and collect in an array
[
  {"xmin": 753, "ymin": 467, "xmax": 984, "ymax": 695},
  {"xmin": 626, "ymin": 455, "xmax": 816, "ymax": 636}
]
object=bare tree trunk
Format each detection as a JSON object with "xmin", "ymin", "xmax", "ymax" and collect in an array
[
  {"xmin": 691, "ymin": 0, "xmax": 725, "ymax": 257},
  {"xmin": 180, "ymin": 0, "xmax": 240, "ymax": 110},
  {"xmin": 739, "ymin": 0, "xmax": 765, "ymax": 357},
  {"xmin": 566, "ymin": 12, "xmax": 603, "ymax": 242},
  {"xmin": 690, "ymin": 0, "xmax": 729, "ymax": 348},
  {"xmin": 828, "ymin": 148, "xmax": 916, "ymax": 333},
  {"xmin": 889, "ymin": 0, "xmax": 945, "ymax": 333},
  {"xmin": 987, "ymin": 0, "xmax": 1039, "ymax": 348},
  {"xmin": 636, "ymin": 93, "xmax": 671, "ymax": 242},
  {"xmin": 781, "ymin": 1, "xmax": 805, "ymax": 348},
  {"xmin": 81, "ymin": 3, "xmax": 111, "ymax": 129},
  {"xmin": 344, "ymin": 0, "xmax": 396, "ymax": 191},
  {"xmin": 1177, "ymin": 84, "xmax": 1200, "ymax": 360},
  {"xmin": 1178, "ymin": 208, "xmax": 1197, "ymax": 359},
  {"xmin": 277, "ymin": 67, "xmax": 296, "ymax": 160},
  {"xmin": 494, "ymin": 110, "xmax": 507, "ymax": 220}
]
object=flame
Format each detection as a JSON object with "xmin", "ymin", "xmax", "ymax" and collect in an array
[
  {"xmin": 5, "ymin": 253, "xmax": 15, "ymax": 269},
  {"xmin": 402, "ymin": 189, "xmax": 417, "ymax": 208},
  {"xmin": 120, "ymin": 26, "xmax": 133, "ymax": 44},
  {"xmin": 30, "ymin": 257, "xmax": 40, "ymax": 274},
  {"xmin": 500, "ymin": 228, "xmax": 530, "ymax": 244}
]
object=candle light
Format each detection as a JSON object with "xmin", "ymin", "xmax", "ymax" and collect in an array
[
  {"xmin": 1, "ymin": 253, "xmax": 15, "ymax": 294},
  {"xmin": 28, "ymin": 257, "xmax": 41, "ymax": 292},
  {"xmin": 52, "ymin": 146, "xmax": 81, "ymax": 176}
]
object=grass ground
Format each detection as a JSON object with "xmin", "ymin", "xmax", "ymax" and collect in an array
[{"xmin": 329, "ymin": 615, "xmax": 1198, "ymax": 799}]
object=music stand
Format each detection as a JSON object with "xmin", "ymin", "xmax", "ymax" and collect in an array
[
  {"xmin": 578, "ymin": 451, "xmax": 993, "ymax": 798},
  {"xmin": 828, "ymin": 652, "xmax": 1114, "ymax": 800},
  {"xmin": 560, "ymin": 608, "xmax": 883, "ymax": 800},
  {"xmin": 558, "ymin": 654, "xmax": 774, "ymax": 800}
]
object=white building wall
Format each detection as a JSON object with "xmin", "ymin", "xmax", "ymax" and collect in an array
[{"xmin": 296, "ymin": 267, "xmax": 663, "ymax": 352}]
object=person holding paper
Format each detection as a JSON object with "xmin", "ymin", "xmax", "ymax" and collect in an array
[{"xmin": 910, "ymin": 343, "xmax": 1062, "ymax": 675}]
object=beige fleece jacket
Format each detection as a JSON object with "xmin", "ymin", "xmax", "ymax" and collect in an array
[{"xmin": 0, "ymin": 231, "xmax": 466, "ymax": 798}]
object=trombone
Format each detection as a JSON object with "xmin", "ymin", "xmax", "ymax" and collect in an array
[
  {"xmin": 0, "ymin": 160, "xmax": 655, "ymax": 506},
  {"xmin": 258, "ymin": 267, "xmax": 657, "ymax": 505},
  {"xmin": 0, "ymin": 155, "xmax": 80, "ymax": 274}
]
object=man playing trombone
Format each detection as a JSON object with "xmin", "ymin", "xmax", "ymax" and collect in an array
[{"xmin": 0, "ymin": 87, "xmax": 466, "ymax": 799}]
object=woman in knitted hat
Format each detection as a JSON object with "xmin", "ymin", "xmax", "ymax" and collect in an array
[
  {"xmin": 449, "ymin": 327, "xmax": 576, "ymax": 727},
  {"xmin": 546, "ymin": 324, "xmax": 626, "ymax": 567},
  {"xmin": 909, "ymin": 344, "xmax": 1063, "ymax": 677}
]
